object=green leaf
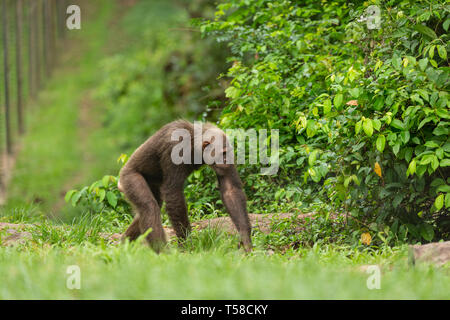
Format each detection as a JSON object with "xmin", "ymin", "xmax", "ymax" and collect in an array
[
  {"xmin": 407, "ymin": 159, "xmax": 416, "ymax": 176},
  {"xmin": 437, "ymin": 45, "xmax": 447, "ymax": 60},
  {"xmin": 436, "ymin": 185, "xmax": 450, "ymax": 193},
  {"xmin": 106, "ymin": 192, "xmax": 118, "ymax": 208},
  {"xmin": 355, "ymin": 120, "xmax": 362, "ymax": 134},
  {"xmin": 436, "ymin": 108, "xmax": 450, "ymax": 119},
  {"xmin": 308, "ymin": 150, "xmax": 319, "ymax": 166},
  {"xmin": 429, "ymin": 45, "xmax": 435, "ymax": 59},
  {"xmin": 440, "ymin": 159, "xmax": 450, "ymax": 167},
  {"xmin": 393, "ymin": 194, "xmax": 403, "ymax": 208},
  {"xmin": 99, "ymin": 189, "xmax": 106, "ymax": 202},
  {"xmin": 416, "ymin": 164, "xmax": 427, "ymax": 177},
  {"xmin": 393, "ymin": 142, "xmax": 400, "ymax": 156},
  {"xmin": 296, "ymin": 157, "xmax": 305, "ymax": 166},
  {"xmin": 414, "ymin": 24, "xmax": 437, "ymax": 39},
  {"xmin": 306, "ymin": 120, "xmax": 316, "ymax": 137},
  {"xmin": 434, "ymin": 194, "xmax": 444, "ymax": 210},
  {"xmin": 430, "ymin": 92, "xmax": 439, "ymax": 106},
  {"xmin": 430, "ymin": 178, "xmax": 445, "ymax": 187},
  {"xmin": 344, "ymin": 176, "xmax": 352, "ymax": 188},
  {"xmin": 376, "ymin": 135, "xmax": 386, "ymax": 152},
  {"xmin": 416, "ymin": 89, "xmax": 429, "ymax": 102},
  {"xmin": 431, "ymin": 155, "xmax": 439, "ymax": 171},
  {"xmin": 400, "ymin": 131, "xmax": 410, "ymax": 144},
  {"xmin": 64, "ymin": 190, "xmax": 77, "ymax": 203},
  {"xmin": 373, "ymin": 96, "xmax": 384, "ymax": 110},
  {"xmin": 308, "ymin": 167, "xmax": 321, "ymax": 183},
  {"xmin": 446, "ymin": 193, "xmax": 450, "ymax": 208},
  {"xmin": 405, "ymin": 147, "xmax": 413, "ymax": 162},
  {"xmin": 392, "ymin": 55, "xmax": 401, "ymax": 69},
  {"xmin": 418, "ymin": 58, "xmax": 428, "ymax": 71},
  {"xmin": 444, "ymin": 143, "xmax": 450, "ymax": 152},
  {"xmin": 424, "ymin": 140, "xmax": 439, "ymax": 148},
  {"xmin": 418, "ymin": 117, "xmax": 434, "ymax": 129},
  {"xmin": 323, "ymin": 99, "xmax": 332, "ymax": 114},
  {"xmin": 420, "ymin": 154, "xmax": 434, "ymax": 165},
  {"xmin": 102, "ymin": 175, "xmax": 111, "ymax": 188},
  {"xmin": 433, "ymin": 126, "xmax": 448, "ymax": 136},
  {"xmin": 363, "ymin": 119, "xmax": 373, "ymax": 137},
  {"xmin": 443, "ymin": 19, "xmax": 450, "ymax": 31},
  {"xmin": 349, "ymin": 88, "xmax": 360, "ymax": 98},
  {"xmin": 391, "ymin": 119, "xmax": 405, "ymax": 130},
  {"xmin": 334, "ymin": 93, "xmax": 343, "ymax": 109},
  {"xmin": 71, "ymin": 191, "xmax": 83, "ymax": 207},
  {"xmin": 372, "ymin": 119, "xmax": 381, "ymax": 131},
  {"xmin": 225, "ymin": 86, "xmax": 240, "ymax": 99},
  {"xmin": 420, "ymin": 223, "xmax": 434, "ymax": 241}
]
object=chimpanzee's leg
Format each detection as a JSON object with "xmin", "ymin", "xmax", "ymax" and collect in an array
[
  {"xmin": 119, "ymin": 170, "xmax": 166, "ymax": 251},
  {"xmin": 161, "ymin": 176, "xmax": 191, "ymax": 241},
  {"xmin": 123, "ymin": 217, "xmax": 141, "ymax": 241}
]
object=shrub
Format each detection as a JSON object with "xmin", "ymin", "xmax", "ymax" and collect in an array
[{"xmin": 201, "ymin": 0, "xmax": 449, "ymax": 242}]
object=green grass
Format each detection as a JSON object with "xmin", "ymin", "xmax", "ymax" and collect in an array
[
  {"xmin": 0, "ymin": 223, "xmax": 449, "ymax": 299},
  {"xmin": 0, "ymin": 209, "xmax": 448, "ymax": 299}
]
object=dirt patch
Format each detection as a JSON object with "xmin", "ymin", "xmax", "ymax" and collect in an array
[
  {"xmin": 410, "ymin": 241, "xmax": 450, "ymax": 267},
  {"xmin": 0, "ymin": 222, "xmax": 33, "ymax": 246},
  {"xmin": 106, "ymin": 212, "xmax": 317, "ymax": 242},
  {"xmin": 191, "ymin": 212, "xmax": 315, "ymax": 235},
  {"xmin": 1, "ymin": 213, "xmax": 313, "ymax": 246}
]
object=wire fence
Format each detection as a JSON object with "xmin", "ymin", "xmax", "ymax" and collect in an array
[{"xmin": 1, "ymin": 0, "xmax": 69, "ymax": 202}]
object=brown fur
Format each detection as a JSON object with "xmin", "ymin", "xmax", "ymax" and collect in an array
[{"xmin": 119, "ymin": 120, "xmax": 252, "ymax": 252}]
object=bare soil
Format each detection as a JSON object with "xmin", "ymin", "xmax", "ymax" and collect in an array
[{"xmin": 0, "ymin": 212, "xmax": 312, "ymax": 246}]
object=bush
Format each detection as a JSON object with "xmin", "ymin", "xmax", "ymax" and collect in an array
[{"xmin": 201, "ymin": 0, "xmax": 449, "ymax": 242}]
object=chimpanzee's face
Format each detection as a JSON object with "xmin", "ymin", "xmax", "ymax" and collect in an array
[{"xmin": 202, "ymin": 130, "xmax": 234, "ymax": 167}]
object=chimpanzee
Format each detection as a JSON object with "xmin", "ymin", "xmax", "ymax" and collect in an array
[{"xmin": 118, "ymin": 120, "xmax": 252, "ymax": 252}]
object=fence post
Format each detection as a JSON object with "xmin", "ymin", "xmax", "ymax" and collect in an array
[
  {"xmin": 51, "ymin": 0, "xmax": 56, "ymax": 68},
  {"xmin": 2, "ymin": 0, "xmax": 12, "ymax": 155},
  {"xmin": 56, "ymin": 0, "xmax": 66, "ymax": 40},
  {"xmin": 1, "ymin": 0, "xmax": 69, "ymax": 201},
  {"xmin": 15, "ymin": 0, "xmax": 24, "ymax": 134},
  {"xmin": 41, "ymin": 0, "xmax": 48, "ymax": 75},
  {"xmin": 28, "ymin": 1, "xmax": 34, "ymax": 99},
  {"xmin": 35, "ymin": 0, "xmax": 42, "ymax": 90}
]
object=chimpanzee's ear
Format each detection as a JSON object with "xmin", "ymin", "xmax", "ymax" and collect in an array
[{"xmin": 202, "ymin": 140, "xmax": 210, "ymax": 150}]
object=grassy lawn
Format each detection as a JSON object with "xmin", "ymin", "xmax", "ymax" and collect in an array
[
  {"xmin": 0, "ymin": 226, "xmax": 449, "ymax": 299},
  {"xmin": 0, "ymin": 208, "xmax": 449, "ymax": 299}
]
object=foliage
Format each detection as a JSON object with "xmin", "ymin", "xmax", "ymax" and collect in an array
[
  {"xmin": 201, "ymin": 0, "xmax": 450, "ymax": 242},
  {"xmin": 64, "ymin": 155, "xmax": 132, "ymax": 229}
]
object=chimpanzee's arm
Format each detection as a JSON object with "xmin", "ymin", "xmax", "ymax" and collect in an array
[
  {"xmin": 160, "ymin": 165, "xmax": 192, "ymax": 241},
  {"xmin": 215, "ymin": 166, "xmax": 252, "ymax": 251}
]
